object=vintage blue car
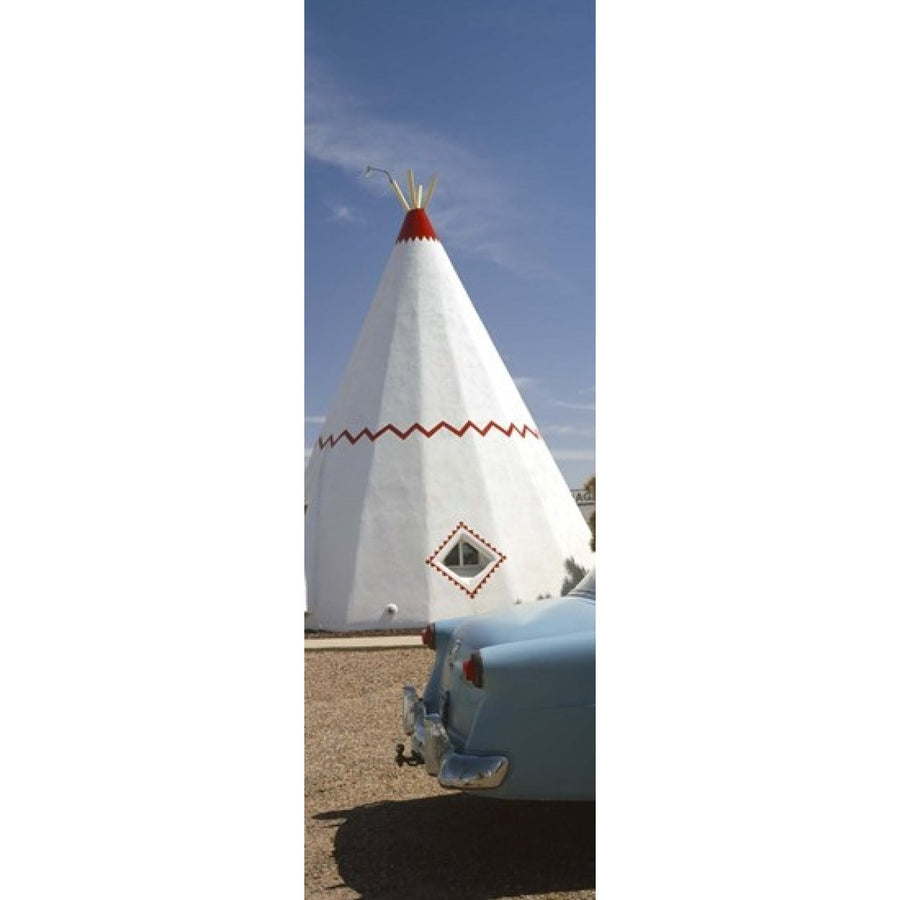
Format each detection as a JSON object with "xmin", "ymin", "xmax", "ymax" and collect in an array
[{"xmin": 399, "ymin": 570, "xmax": 595, "ymax": 800}]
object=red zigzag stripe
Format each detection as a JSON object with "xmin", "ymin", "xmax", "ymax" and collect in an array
[{"xmin": 317, "ymin": 420, "xmax": 541, "ymax": 449}]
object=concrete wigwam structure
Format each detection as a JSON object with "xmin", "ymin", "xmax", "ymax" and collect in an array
[{"xmin": 305, "ymin": 170, "xmax": 593, "ymax": 631}]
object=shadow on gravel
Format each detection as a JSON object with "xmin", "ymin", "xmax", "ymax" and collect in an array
[{"xmin": 314, "ymin": 794, "xmax": 594, "ymax": 899}]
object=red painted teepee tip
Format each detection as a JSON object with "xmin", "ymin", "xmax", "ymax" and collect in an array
[{"xmin": 396, "ymin": 208, "xmax": 439, "ymax": 243}]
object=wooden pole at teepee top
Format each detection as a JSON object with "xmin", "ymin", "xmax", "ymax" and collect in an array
[
  {"xmin": 364, "ymin": 166, "xmax": 411, "ymax": 211},
  {"xmin": 422, "ymin": 176, "xmax": 437, "ymax": 209},
  {"xmin": 365, "ymin": 166, "xmax": 437, "ymax": 212}
]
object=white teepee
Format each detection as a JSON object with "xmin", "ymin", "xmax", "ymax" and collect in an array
[{"xmin": 305, "ymin": 171, "xmax": 593, "ymax": 631}]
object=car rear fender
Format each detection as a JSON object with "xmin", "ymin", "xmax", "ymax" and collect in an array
[{"xmin": 475, "ymin": 630, "xmax": 595, "ymax": 712}]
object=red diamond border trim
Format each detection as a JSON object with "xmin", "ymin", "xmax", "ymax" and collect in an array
[{"xmin": 425, "ymin": 521, "xmax": 507, "ymax": 599}]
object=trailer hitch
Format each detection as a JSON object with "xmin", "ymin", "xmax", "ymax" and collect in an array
[{"xmin": 395, "ymin": 742, "xmax": 424, "ymax": 767}]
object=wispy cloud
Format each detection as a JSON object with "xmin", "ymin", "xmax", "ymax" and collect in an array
[
  {"xmin": 549, "ymin": 398, "xmax": 595, "ymax": 412},
  {"xmin": 549, "ymin": 448, "xmax": 596, "ymax": 462},
  {"xmin": 513, "ymin": 375, "xmax": 595, "ymax": 412},
  {"xmin": 327, "ymin": 202, "xmax": 363, "ymax": 224},
  {"xmin": 306, "ymin": 415, "xmax": 326, "ymax": 425},
  {"xmin": 541, "ymin": 424, "xmax": 595, "ymax": 438},
  {"xmin": 306, "ymin": 58, "xmax": 544, "ymax": 275}
]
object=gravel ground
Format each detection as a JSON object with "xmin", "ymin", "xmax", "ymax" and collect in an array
[{"xmin": 305, "ymin": 648, "xmax": 595, "ymax": 899}]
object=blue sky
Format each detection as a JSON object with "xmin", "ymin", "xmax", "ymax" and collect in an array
[{"xmin": 305, "ymin": 0, "xmax": 595, "ymax": 486}]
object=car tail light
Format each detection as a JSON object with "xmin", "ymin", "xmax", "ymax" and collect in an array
[
  {"xmin": 461, "ymin": 652, "xmax": 483, "ymax": 688},
  {"xmin": 421, "ymin": 624, "xmax": 436, "ymax": 649}
]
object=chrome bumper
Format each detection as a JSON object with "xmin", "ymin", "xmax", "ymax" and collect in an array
[
  {"xmin": 439, "ymin": 751, "xmax": 509, "ymax": 789},
  {"xmin": 401, "ymin": 685, "xmax": 509, "ymax": 790}
]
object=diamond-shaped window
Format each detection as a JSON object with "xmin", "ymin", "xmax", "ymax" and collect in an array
[
  {"xmin": 442, "ymin": 539, "xmax": 488, "ymax": 575},
  {"xmin": 427, "ymin": 523, "xmax": 506, "ymax": 598}
]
